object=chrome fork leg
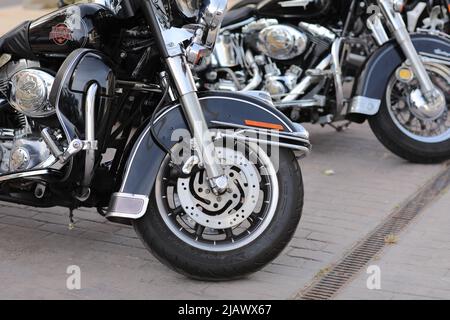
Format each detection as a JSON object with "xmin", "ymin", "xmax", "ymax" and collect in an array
[
  {"xmin": 166, "ymin": 55, "xmax": 228, "ymax": 194},
  {"xmin": 378, "ymin": 0, "xmax": 444, "ymax": 118}
]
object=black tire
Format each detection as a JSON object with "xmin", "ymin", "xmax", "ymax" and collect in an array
[
  {"xmin": 368, "ymin": 70, "xmax": 450, "ymax": 164},
  {"xmin": 133, "ymin": 149, "xmax": 303, "ymax": 281}
]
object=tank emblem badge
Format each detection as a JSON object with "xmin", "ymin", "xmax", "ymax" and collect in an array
[{"xmin": 49, "ymin": 23, "xmax": 73, "ymax": 46}]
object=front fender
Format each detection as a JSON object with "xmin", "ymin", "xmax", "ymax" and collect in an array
[
  {"xmin": 106, "ymin": 91, "xmax": 310, "ymax": 222},
  {"xmin": 348, "ymin": 34, "xmax": 450, "ymax": 119}
]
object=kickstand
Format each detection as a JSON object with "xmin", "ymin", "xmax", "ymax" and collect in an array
[
  {"xmin": 328, "ymin": 121, "xmax": 351, "ymax": 132},
  {"xmin": 68, "ymin": 208, "xmax": 75, "ymax": 230}
]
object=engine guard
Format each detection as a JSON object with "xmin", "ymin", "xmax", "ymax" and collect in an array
[{"xmin": 106, "ymin": 91, "xmax": 311, "ymax": 222}]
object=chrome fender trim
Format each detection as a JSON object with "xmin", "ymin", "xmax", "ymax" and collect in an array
[
  {"xmin": 349, "ymin": 96, "xmax": 382, "ymax": 116},
  {"xmin": 106, "ymin": 193, "xmax": 149, "ymax": 220}
]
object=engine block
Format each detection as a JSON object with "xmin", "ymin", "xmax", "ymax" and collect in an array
[{"xmin": 0, "ymin": 128, "xmax": 52, "ymax": 175}]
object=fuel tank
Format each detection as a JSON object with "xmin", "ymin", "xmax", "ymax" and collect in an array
[
  {"xmin": 29, "ymin": 4, "xmax": 115, "ymax": 58},
  {"xmin": 256, "ymin": 0, "xmax": 346, "ymax": 22}
]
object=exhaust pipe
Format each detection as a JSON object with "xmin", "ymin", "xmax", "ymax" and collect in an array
[{"xmin": 242, "ymin": 51, "xmax": 262, "ymax": 91}]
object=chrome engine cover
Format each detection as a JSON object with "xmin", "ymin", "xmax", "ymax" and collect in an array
[
  {"xmin": 0, "ymin": 128, "xmax": 52, "ymax": 175},
  {"xmin": 257, "ymin": 25, "xmax": 308, "ymax": 61},
  {"xmin": 9, "ymin": 69, "xmax": 55, "ymax": 118},
  {"xmin": 9, "ymin": 137, "xmax": 51, "ymax": 172}
]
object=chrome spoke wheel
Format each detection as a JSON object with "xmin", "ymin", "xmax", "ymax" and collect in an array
[
  {"xmin": 386, "ymin": 64, "xmax": 450, "ymax": 143},
  {"xmin": 155, "ymin": 138, "xmax": 279, "ymax": 252}
]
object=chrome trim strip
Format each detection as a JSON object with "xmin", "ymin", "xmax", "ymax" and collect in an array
[
  {"xmin": 420, "ymin": 52, "xmax": 450, "ymax": 66},
  {"xmin": 0, "ymin": 169, "xmax": 55, "ymax": 182},
  {"xmin": 210, "ymin": 121, "xmax": 310, "ymax": 143},
  {"xmin": 217, "ymin": 133, "xmax": 311, "ymax": 154}
]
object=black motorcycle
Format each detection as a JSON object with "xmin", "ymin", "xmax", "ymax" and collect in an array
[
  {"xmin": 199, "ymin": 0, "xmax": 450, "ymax": 163},
  {"xmin": 0, "ymin": 0, "xmax": 311, "ymax": 280}
]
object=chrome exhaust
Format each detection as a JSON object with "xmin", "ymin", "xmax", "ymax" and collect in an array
[{"xmin": 242, "ymin": 51, "xmax": 262, "ymax": 91}]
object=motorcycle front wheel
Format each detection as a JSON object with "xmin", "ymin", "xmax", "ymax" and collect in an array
[
  {"xmin": 369, "ymin": 63, "xmax": 450, "ymax": 163},
  {"xmin": 133, "ymin": 138, "xmax": 304, "ymax": 280}
]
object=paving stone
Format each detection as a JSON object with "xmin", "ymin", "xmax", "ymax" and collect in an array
[
  {"xmin": 335, "ymin": 189, "xmax": 450, "ymax": 300},
  {"xmin": 0, "ymin": 206, "xmax": 39, "ymax": 218},
  {"xmin": 0, "ymin": 215, "xmax": 46, "ymax": 229},
  {"xmin": 38, "ymin": 223, "xmax": 86, "ymax": 237}
]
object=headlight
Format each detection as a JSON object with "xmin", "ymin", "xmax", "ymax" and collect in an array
[{"xmin": 174, "ymin": 0, "xmax": 201, "ymax": 19}]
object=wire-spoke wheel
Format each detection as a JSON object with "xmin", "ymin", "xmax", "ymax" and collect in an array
[
  {"xmin": 134, "ymin": 136, "xmax": 304, "ymax": 280},
  {"xmin": 369, "ymin": 63, "xmax": 450, "ymax": 163},
  {"xmin": 387, "ymin": 65, "xmax": 450, "ymax": 143}
]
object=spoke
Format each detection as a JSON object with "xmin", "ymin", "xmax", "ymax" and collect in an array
[
  {"xmin": 405, "ymin": 112, "xmax": 415, "ymax": 126},
  {"xmin": 419, "ymin": 119, "xmax": 427, "ymax": 131}
]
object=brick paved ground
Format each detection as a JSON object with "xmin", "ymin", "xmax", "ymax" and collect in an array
[
  {"xmin": 0, "ymin": 4, "xmax": 447, "ymax": 300},
  {"xmin": 335, "ymin": 188, "xmax": 450, "ymax": 300}
]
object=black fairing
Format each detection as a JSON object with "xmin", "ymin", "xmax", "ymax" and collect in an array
[
  {"xmin": 29, "ymin": 4, "xmax": 115, "ymax": 58},
  {"xmin": 50, "ymin": 49, "xmax": 115, "ymax": 151}
]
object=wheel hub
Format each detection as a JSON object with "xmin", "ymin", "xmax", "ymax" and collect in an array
[
  {"xmin": 409, "ymin": 88, "xmax": 446, "ymax": 121},
  {"xmin": 177, "ymin": 147, "xmax": 260, "ymax": 229}
]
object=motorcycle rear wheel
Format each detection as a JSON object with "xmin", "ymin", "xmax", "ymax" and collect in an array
[{"xmin": 133, "ymin": 140, "xmax": 304, "ymax": 280}]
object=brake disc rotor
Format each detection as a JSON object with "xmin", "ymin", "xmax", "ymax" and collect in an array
[{"xmin": 177, "ymin": 147, "xmax": 260, "ymax": 229}]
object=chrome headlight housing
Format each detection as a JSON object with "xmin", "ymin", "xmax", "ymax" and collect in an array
[{"xmin": 174, "ymin": 0, "xmax": 201, "ymax": 18}]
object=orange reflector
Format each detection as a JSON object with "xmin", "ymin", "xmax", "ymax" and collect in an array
[
  {"xmin": 448, "ymin": 4, "xmax": 450, "ymax": 12},
  {"xmin": 245, "ymin": 120, "xmax": 284, "ymax": 131},
  {"xmin": 398, "ymin": 68, "xmax": 413, "ymax": 81}
]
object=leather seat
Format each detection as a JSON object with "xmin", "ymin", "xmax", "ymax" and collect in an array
[
  {"xmin": 222, "ymin": 6, "xmax": 256, "ymax": 27},
  {"xmin": 0, "ymin": 21, "xmax": 35, "ymax": 60}
]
